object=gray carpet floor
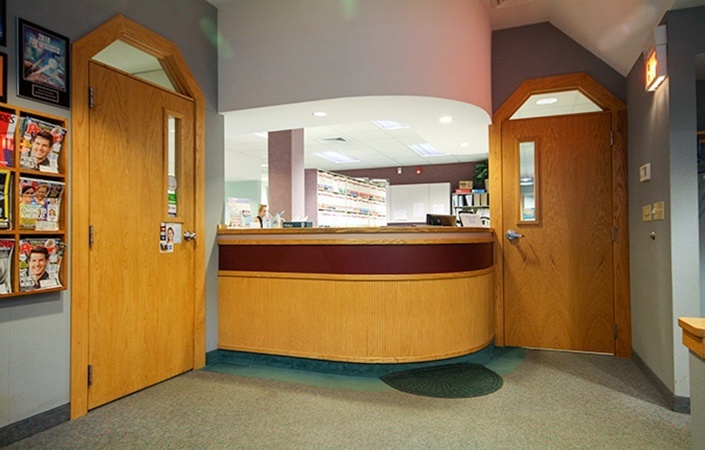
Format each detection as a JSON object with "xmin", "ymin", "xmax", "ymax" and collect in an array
[{"xmin": 6, "ymin": 349, "xmax": 691, "ymax": 449}]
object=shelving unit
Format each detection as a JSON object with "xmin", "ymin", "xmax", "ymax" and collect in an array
[
  {"xmin": 0, "ymin": 103, "xmax": 68, "ymax": 298},
  {"xmin": 452, "ymin": 191, "xmax": 490, "ymax": 226},
  {"xmin": 315, "ymin": 170, "xmax": 387, "ymax": 227}
]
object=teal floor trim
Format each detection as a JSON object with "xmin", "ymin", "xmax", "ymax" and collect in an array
[{"xmin": 202, "ymin": 346, "xmax": 527, "ymax": 391}]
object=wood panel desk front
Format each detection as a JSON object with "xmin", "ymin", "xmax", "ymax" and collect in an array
[{"xmin": 217, "ymin": 226, "xmax": 495, "ymax": 363}]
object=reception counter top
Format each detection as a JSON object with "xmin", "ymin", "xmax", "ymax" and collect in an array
[{"xmin": 217, "ymin": 226, "xmax": 495, "ymax": 363}]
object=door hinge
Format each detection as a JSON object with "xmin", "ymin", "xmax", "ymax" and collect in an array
[
  {"xmin": 614, "ymin": 324, "xmax": 618, "ymax": 339},
  {"xmin": 612, "ymin": 227, "xmax": 616, "ymax": 242},
  {"xmin": 610, "ymin": 130, "xmax": 614, "ymax": 146},
  {"xmin": 89, "ymin": 225, "xmax": 94, "ymax": 248},
  {"xmin": 88, "ymin": 364, "xmax": 93, "ymax": 387},
  {"xmin": 89, "ymin": 87, "xmax": 94, "ymax": 109}
]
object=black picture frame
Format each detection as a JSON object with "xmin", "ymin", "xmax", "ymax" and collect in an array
[
  {"xmin": 0, "ymin": 0, "xmax": 6, "ymax": 47},
  {"xmin": 0, "ymin": 52, "xmax": 6, "ymax": 103},
  {"xmin": 17, "ymin": 18, "xmax": 70, "ymax": 108}
]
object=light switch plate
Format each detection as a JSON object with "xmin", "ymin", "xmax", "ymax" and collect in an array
[
  {"xmin": 639, "ymin": 163, "xmax": 651, "ymax": 182},
  {"xmin": 642, "ymin": 204, "xmax": 653, "ymax": 222},
  {"xmin": 652, "ymin": 201, "xmax": 665, "ymax": 220}
]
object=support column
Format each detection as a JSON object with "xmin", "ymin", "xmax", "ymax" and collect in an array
[{"xmin": 268, "ymin": 129, "xmax": 305, "ymax": 220}]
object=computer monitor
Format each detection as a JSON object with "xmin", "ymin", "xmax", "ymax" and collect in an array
[{"xmin": 425, "ymin": 214, "xmax": 457, "ymax": 226}]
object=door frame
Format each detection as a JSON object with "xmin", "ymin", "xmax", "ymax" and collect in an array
[
  {"xmin": 70, "ymin": 15, "xmax": 206, "ymax": 419},
  {"xmin": 490, "ymin": 73, "xmax": 630, "ymax": 357}
]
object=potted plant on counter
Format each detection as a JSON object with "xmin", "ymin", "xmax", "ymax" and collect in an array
[{"xmin": 473, "ymin": 160, "xmax": 488, "ymax": 191}]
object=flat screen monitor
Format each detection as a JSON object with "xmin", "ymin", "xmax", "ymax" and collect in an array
[{"xmin": 426, "ymin": 214, "xmax": 457, "ymax": 226}]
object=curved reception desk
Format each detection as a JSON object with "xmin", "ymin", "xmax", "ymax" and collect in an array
[{"xmin": 217, "ymin": 226, "xmax": 495, "ymax": 363}]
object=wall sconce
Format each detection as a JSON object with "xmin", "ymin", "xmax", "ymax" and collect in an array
[{"xmin": 644, "ymin": 25, "xmax": 667, "ymax": 92}]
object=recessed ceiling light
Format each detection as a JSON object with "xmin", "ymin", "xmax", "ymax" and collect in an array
[
  {"xmin": 407, "ymin": 143, "xmax": 446, "ymax": 157},
  {"xmin": 312, "ymin": 151, "xmax": 360, "ymax": 163},
  {"xmin": 459, "ymin": 142, "xmax": 471, "ymax": 148},
  {"xmin": 312, "ymin": 111, "xmax": 328, "ymax": 117},
  {"xmin": 372, "ymin": 119, "xmax": 409, "ymax": 130},
  {"xmin": 536, "ymin": 97, "xmax": 558, "ymax": 105},
  {"xmin": 439, "ymin": 116, "xmax": 453, "ymax": 123}
]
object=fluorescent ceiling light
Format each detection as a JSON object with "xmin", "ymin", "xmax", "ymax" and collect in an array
[
  {"xmin": 439, "ymin": 116, "xmax": 453, "ymax": 123},
  {"xmin": 312, "ymin": 111, "xmax": 328, "ymax": 117},
  {"xmin": 459, "ymin": 142, "xmax": 471, "ymax": 148},
  {"xmin": 372, "ymin": 119, "xmax": 409, "ymax": 130},
  {"xmin": 312, "ymin": 151, "xmax": 360, "ymax": 163},
  {"xmin": 254, "ymin": 132, "xmax": 268, "ymax": 138},
  {"xmin": 536, "ymin": 97, "xmax": 558, "ymax": 105},
  {"xmin": 407, "ymin": 143, "xmax": 446, "ymax": 157}
]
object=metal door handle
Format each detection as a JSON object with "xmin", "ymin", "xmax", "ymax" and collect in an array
[
  {"xmin": 506, "ymin": 229, "xmax": 523, "ymax": 241},
  {"xmin": 183, "ymin": 231, "xmax": 197, "ymax": 241}
]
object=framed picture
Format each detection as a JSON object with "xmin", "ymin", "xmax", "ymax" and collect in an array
[
  {"xmin": 17, "ymin": 19, "xmax": 70, "ymax": 108},
  {"xmin": 0, "ymin": 0, "xmax": 6, "ymax": 47},
  {"xmin": 0, "ymin": 52, "xmax": 6, "ymax": 103}
]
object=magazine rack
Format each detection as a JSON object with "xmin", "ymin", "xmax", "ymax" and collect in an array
[{"xmin": 0, "ymin": 103, "xmax": 67, "ymax": 298}]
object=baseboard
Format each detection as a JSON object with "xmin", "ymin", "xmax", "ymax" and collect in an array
[
  {"xmin": 0, "ymin": 404, "xmax": 70, "ymax": 447},
  {"xmin": 632, "ymin": 349, "xmax": 690, "ymax": 414}
]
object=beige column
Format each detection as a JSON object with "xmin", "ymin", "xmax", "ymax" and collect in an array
[{"xmin": 268, "ymin": 129, "xmax": 305, "ymax": 220}]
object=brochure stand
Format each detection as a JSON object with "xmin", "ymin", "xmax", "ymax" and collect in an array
[{"xmin": 0, "ymin": 103, "xmax": 67, "ymax": 297}]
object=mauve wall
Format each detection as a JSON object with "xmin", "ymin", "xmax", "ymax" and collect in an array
[{"xmin": 492, "ymin": 22, "xmax": 626, "ymax": 112}]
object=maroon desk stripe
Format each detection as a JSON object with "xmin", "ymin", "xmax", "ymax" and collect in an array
[{"xmin": 218, "ymin": 243, "xmax": 493, "ymax": 275}]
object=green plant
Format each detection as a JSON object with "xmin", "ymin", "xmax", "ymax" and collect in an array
[{"xmin": 473, "ymin": 161, "xmax": 488, "ymax": 187}]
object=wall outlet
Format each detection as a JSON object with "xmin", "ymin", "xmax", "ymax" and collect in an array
[
  {"xmin": 652, "ymin": 201, "xmax": 665, "ymax": 220},
  {"xmin": 642, "ymin": 204, "xmax": 653, "ymax": 222}
]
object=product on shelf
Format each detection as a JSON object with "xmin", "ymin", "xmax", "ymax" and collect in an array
[
  {"xmin": 0, "ymin": 239, "xmax": 14, "ymax": 294},
  {"xmin": 18, "ymin": 237, "xmax": 65, "ymax": 292},
  {"xmin": 0, "ymin": 112, "xmax": 18, "ymax": 167},
  {"xmin": 18, "ymin": 116, "xmax": 67, "ymax": 173},
  {"xmin": 0, "ymin": 170, "xmax": 12, "ymax": 229},
  {"xmin": 19, "ymin": 177, "xmax": 64, "ymax": 230}
]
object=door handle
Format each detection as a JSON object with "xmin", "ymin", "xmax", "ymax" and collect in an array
[
  {"xmin": 183, "ymin": 230, "xmax": 197, "ymax": 242},
  {"xmin": 506, "ymin": 229, "xmax": 524, "ymax": 241}
]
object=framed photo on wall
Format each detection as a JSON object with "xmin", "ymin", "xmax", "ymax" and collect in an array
[
  {"xmin": 17, "ymin": 19, "xmax": 70, "ymax": 108},
  {"xmin": 0, "ymin": 52, "xmax": 6, "ymax": 103},
  {"xmin": 0, "ymin": 0, "xmax": 6, "ymax": 47}
]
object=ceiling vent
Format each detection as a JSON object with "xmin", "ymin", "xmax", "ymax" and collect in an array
[
  {"xmin": 321, "ymin": 136, "xmax": 349, "ymax": 144},
  {"xmin": 491, "ymin": 0, "xmax": 534, "ymax": 8}
]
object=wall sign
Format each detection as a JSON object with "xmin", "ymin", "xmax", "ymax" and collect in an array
[{"xmin": 17, "ymin": 19, "xmax": 70, "ymax": 108}]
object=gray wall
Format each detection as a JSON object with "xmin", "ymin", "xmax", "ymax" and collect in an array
[
  {"xmin": 0, "ymin": 0, "xmax": 222, "ymax": 429},
  {"xmin": 626, "ymin": 6, "xmax": 705, "ymax": 398},
  {"xmin": 492, "ymin": 22, "xmax": 626, "ymax": 112}
]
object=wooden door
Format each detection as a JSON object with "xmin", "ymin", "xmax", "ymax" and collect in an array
[
  {"xmin": 502, "ymin": 111, "xmax": 615, "ymax": 353},
  {"xmin": 87, "ymin": 62, "xmax": 195, "ymax": 409}
]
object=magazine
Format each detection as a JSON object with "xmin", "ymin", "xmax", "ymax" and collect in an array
[
  {"xmin": 19, "ymin": 177, "xmax": 65, "ymax": 230},
  {"xmin": 18, "ymin": 237, "xmax": 65, "ymax": 292},
  {"xmin": 0, "ymin": 239, "xmax": 14, "ymax": 294},
  {"xmin": 18, "ymin": 116, "xmax": 67, "ymax": 173},
  {"xmin": 0, "ymin": 112, "xmax": 18, "ymax": 167},
  {"xmin": 0, "ymin": 171, "xmax": 11, "ymax": 229}
]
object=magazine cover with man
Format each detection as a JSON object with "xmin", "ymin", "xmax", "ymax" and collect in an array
[
  {"xmin": 19, "ymin": 177, "xmax": 64, "ymax": 230},
  {"xmin": 0, "ymin": 170, "xmax": 11, "ymax": 229},
  {"xmin": 18, "ymin": 237, "xmax": 65, "ymax": 292},
  {"xmin": 0, "ymin": 111, "xmax": 18, "ymax": 167},
  {"xmin": 18, "ymin": 116, "xmax": 67, "ymax": 173},
  {"xmin": 0, "ymin": 239, "xmax": 14, "ymax": 294}
]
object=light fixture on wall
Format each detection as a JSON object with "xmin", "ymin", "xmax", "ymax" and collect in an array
[{"xmin": 644, "ymin": 25, "xmax": 667, "ymax": 92}]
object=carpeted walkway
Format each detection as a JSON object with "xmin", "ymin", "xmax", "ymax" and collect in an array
[{"xmin": 5, "ymin": 350, "xmax": 691, "ymax": 449}]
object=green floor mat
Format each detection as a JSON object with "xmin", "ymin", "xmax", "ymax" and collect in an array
[{"xmin": 380, "ymin": 363, "xmax": 503, "ymax": 398}]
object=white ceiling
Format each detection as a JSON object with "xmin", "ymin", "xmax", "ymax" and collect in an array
[{"xmin": 207, "ymin": 0, "xmax": 705, "ymax": 181}]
